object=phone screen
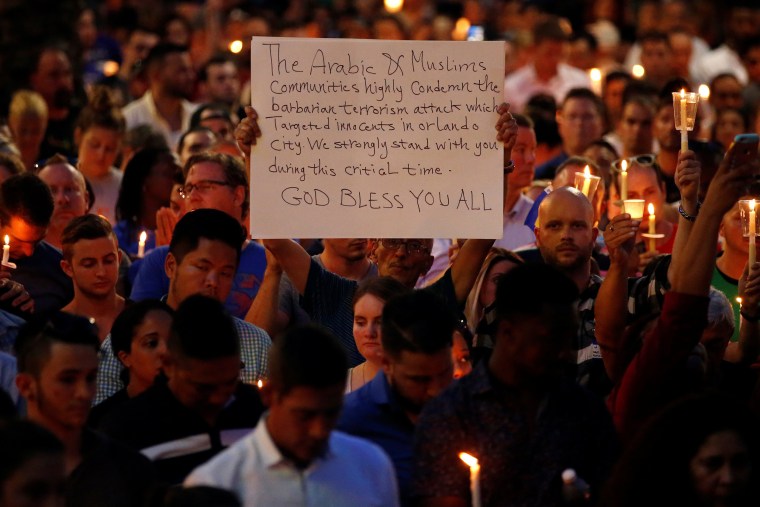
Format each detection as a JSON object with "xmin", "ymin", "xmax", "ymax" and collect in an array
[{"xmin": 467, "ymin": 26, "xmax": 485, "ymax": 41}]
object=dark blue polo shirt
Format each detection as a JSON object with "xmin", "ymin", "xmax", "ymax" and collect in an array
[{"xmin": 338, "ymin": 371, "xmax": 415, "ymax": 505}]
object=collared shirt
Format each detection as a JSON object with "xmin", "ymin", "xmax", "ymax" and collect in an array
[
  {"xmin": 411, "ymin": 362, "xmax": 619, "ymax": 506},
  {"xmin": 185, "ymin": 416, "xmax": 400, "ymax": 507},
  {"xmin": 694, "ymin": 44, "xmax": 748, "ymax": 85},
  {"xmin": 338, "ymin": 371, "xmax": 415, "ymax": 504},
  {"xmin": 503, "ymin": 63, "xmax": 593, "ymax": 114},
  {"xmin": 493, "ymin": 194, "xmax": 536, "ymax": 251},
  {"xmin": 122, "ymin": 91, "xmax": 198, "ymax": 149},
  {"xmin": 95, "ymin": 316, "xmax": 271, "ymax": 404}
]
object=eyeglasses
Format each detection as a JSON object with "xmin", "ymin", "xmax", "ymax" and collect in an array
[
  {"xmin": 179, "ymin": 179, "xmax": 232, "ymax": 198},
  {"xmin": 380, "ymin": 239, "xmax": 430, "ymax": 255},
  {"xmin": 612, "ymin": 154, "xmax": 656, "ymax": 172}
]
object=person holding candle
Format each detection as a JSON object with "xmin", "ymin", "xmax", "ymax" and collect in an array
[
  {"xmin": 60, "ymin": 215, "xmax": 125, "ymax": 343},
  {"xmin": 113, "ymin": 147, "xmax": 178, "ymax": 259},
  {"xmin": 0, "ymin": 173, "xmax": 73, "ymax": 315},
  {"xmin": 411, "ymin": 263, "xmax": 619, "ymax": 506}
]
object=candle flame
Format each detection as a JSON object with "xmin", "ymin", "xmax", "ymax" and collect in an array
[
  {"xmin": 632, "ymin": 64, "xmax": 645, "ymax": 78},
  {"xmin": 229, "ymin": 40, "xmax": 243, "ymax": 54},
  {"xmin": 583, "ymin": 165, "xmax": 590, "ymax": 177},
  {"xmin": 680, "ymin": 88, "xmax": 685, "ymax": 98},
  {"xmin": 453, "ymin": 17, "xmax": 471, "ymax": 40},
  {"xmin": 589, "ymin": 68, "xmax": 601, "ymax": 82},
  {"xmin": 257, "ymin": 379, "xmax": 263, "ymax": 389},
  {"xmin": 698, "ymin": 84, "xmax": 710, "ymax": 99},
  {"xmin": 648, "ymin": 203, "xmax": 655, "ymax": 215},
  {"xmin": 384, "ymin": 0, "xmax": 403, "ymax": 13},
  {"xmin": 459, "ymin": 452, "xmax": 479, "ymax": 468},
  {"xmin": 751, "ymin": 199, "xmax": 756, "ymax": 211},
  {"xmin": 736, "ymin": 297, "xmax": 743, "ymax": 305},
  {"xmin": 3, "ymin": 235, "xmax": 7, "ymax": 246},
  {"xmin": 621, "ymin": 159, "xmax": 627, "ymax": 173},
  {"xmin": 139, "ymin": 231, "xmax": 147, "ymax": 243}
]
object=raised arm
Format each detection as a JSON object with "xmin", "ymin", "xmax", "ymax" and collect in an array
[
  {"xmin": 450, "ymin": 103, "xmax": 517, "ymax": 303},
  {"xmin": 261, "ymin": 239, "xmax": 312, "ymax": 294},
  {"xmin": 666, "ymin": 149, "xmax": 701, "ymax": 283},
  {"xmin": 594, "ymin": 213, "xmax": 638, "ymax": 381}
]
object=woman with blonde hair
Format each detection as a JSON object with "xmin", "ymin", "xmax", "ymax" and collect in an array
[{"xmin": 8, "ymin": 90, "xmax": 48, "ymax": 170}]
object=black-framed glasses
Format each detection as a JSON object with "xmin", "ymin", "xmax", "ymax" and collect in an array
[
  {"xmin": 179, "ymin": 179, "xmax": 232, "ymax": 198},
  {"xmin": 612, "ymin": 154, "xmax": 656, "ymax": 172},
  {"xmin": 380, "ymin": 239, "xmax": 430, "ymax": 255}
]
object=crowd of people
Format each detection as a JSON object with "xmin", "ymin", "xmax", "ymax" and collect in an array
[{"xmin": 2, "ymin": 0, "xmax": 760, "ymax": 506}]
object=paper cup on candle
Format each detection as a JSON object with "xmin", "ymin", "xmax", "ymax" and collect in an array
[
  {"xmin": 623, "ymin": 199, "xmax": 645, "ymax": 220},
  {"xmin": 739, "ymin": 199, "xmax": 760, "ymax": 238},
  {"xmin": 672, "ymin": 90, "xmax": 699, "ymax": 131},
  {"xmin": 573, "ymin": 168, "xmax": 601, "ymax": 199}
]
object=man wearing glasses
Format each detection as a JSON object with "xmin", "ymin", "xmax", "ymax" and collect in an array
[{"xmin": 130, "ymin": 152, "xmax": 267, "ymax": 320}]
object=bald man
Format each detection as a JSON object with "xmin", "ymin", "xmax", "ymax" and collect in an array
[
  {"xmin": 36, "ymin": 155, "xmax": 89, "ymax": 249},
  {"xmin": 535, "ymin": 187, "xmax": 610, "ymax": 396}
]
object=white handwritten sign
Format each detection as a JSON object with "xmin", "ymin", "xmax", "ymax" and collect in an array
[{"xmin": 250, "ymin": 37, "xmax": 505, "ymax": 239}]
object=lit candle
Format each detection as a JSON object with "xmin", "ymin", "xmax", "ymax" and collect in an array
[
  {"xmin": 581, "ymin": 166, "xmax": 591, "ymax": 197},
  {"xmin": 384, "ymin": 0, "xmax": 403, "ymax": 13},
  {"xmin": 750, "ymin": 199, "xmax": 756, "ymax": 267},
  {"xmin": 589, "ymin": 68, "xmax": 602, "ymax": 96},
  {"xmin": 679, "ymin": 89, "xmax": 688, "ymax": 152},
  {"xmin": 137, "ymin": 231, "xmax": 147, "ymax": 259},
  {"xmin": 257, "ymin": 379, "xmax": 263, "ymax": 389},
  {"xmin": 1, "ymin": 235, "xmax": 9, "ymax": 266},
  {"xmin": 459, "ymin": 452, "xmax": 481, "ymax": 507},
  {"xmin": 648, "ymin": 203, "xmax": 657, "ymax": 252},
  {"xmin": 620, "ymin": 159, "xmax": 628, "ymax": 202}
]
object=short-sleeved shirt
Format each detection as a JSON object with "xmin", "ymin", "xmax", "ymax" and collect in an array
[{"xmin": 411, "ymin": 362, "xmax": 619, "ymax": 506}]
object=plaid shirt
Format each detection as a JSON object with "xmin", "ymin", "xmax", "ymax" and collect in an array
[{"xmin": 95, "ymin": 317, "xmax": 271, "ymax": 405}]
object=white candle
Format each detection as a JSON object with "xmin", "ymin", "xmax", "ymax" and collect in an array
[
  {"xmin": 620, "ymin": 159, "xmax": 628, "ymax": 202},
  {"xmin": 581, "ymin": 166, "xmax": 591, "ymax": 197},
  {"xmin": 680, "ymin": 89, "xmax": 688, "ymax": 152},
  {"xmin": 750, "ymin": 200, "xmax": 756, "ymax": 267},
  {"xmin": 1, "ymin": 235, "xmax": 9, "ymax": 266},
  {"xmin": 459, "ymin": 452, "xmax": 481, "ymax": 507},
  {"xmin": 648, "ymin": 203, "xmax": 657, "ymax": 252},
  {"xmin": 137, "ymin": 231, "xmax": 147, "ymax": 259}
]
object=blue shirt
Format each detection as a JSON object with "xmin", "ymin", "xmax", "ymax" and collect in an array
[
  {"xmin": 130, "ymin": 242, "xmax": 267, "ymax": 319},
  {"xmin": 338, "ymin": 371, "xmax": 414, "ymax": 505}
]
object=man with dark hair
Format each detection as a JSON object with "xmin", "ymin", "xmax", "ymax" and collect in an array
[
  {"xmin": 60, "ymin": 214, "xmax": 125, "ymax": 342},
  {"xmin": 535, "ymin": 88, "xmax": 605, "ymax": 179},
  {"xmin": 100, "ymin": 294, "xmax": 265, "ymax": 484},
  {"xmin": 177, "ymin": 126, "xmax": 217, "ymax": 165},
  {"xmin": 1, "ymin": 173, "xmax": 72, "ymax": 315},
  {"xmin": 96, "ymin": 209, "xmax": 271, "ymax": 403},
  {"xmin": 0, "ymin": 419, "xmax": 66, "ymax": 506},
  {"xmin": 638, "ymin": 31, "xmax": 676, "ymax": 91},
  {"xmin": 28, "ymin": 45, "xmax": 78, "ymax": 158},
  {"xmin": 494, "ymin": 113, "xmax": 538, "ymax": 250},
  {"xmin": 339, "ymin": 290, "xmax": 456, "ymax": 504},
  {"xmin": 189, "ymin": 103, "xmax": 235, "ymax": 142},
  {"xmin": 14, "ymin": 311, "xmax": 156, "ymax": 506},
  {"xmin": 185, "ymin": 324, "xmax": 399, "ymax": 506},
  {"xmin": 411, "ymin": 263, "xmax": 618, "ymax": 506},
  {"xmin": 122, "ymin": 42, "xmax": 197, "ymax": 148},
  {"xmin": 503, "ymin": 16, "xmax": 593, "ymax": 113},
  {"xmin": 130, "ymin": 152, "xmax": 263, "ymax": 319},
  {"xmin": 198, "ymin": 55, "xmax": 242, "ymax": 119}
]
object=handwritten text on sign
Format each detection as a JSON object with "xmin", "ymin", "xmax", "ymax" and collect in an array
[{"xmin": 250, "ymin": 37, "xmax": 505, "ymax": 239}]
